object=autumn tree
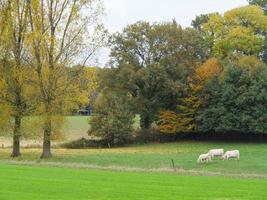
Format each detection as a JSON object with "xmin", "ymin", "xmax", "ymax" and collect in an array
[
  {"xmin": 28, "ymin": 0, "xmax": 105, "ymax": 158},
  {"xmin": 248, "ymin": 1, "xmax": 267, "ymax": 63},
  {"xmin": 108, "ymin": 21, "xmax": 207, "ymax": 130},
  {"xmin": 0, "ymin": 62, "xmax": 11, "ymax": 134},
  {"xmin": 0, "ymin": 0, "xmax": 36, "ymax": 157},
  {"xmin": 197, "ymin": 57, "xmax": 267, "ymax": 134},
  {"xmin": 248, "ymin": 0, "xmax": 267, "ymax": 14},
  {"xmin": 194, "ymin": 58, "xmax": 222, "ymax": 91},
  {"xmin": 74, "ymin": 66, "xmax": 100, "ymax": 113},
  {"xmin": 157, "ymin": 58, "xmax": 222, "ymax": 134},
  {"xmin": 203, "ymin": 6, "xmax": 267, "ymax": 59}
]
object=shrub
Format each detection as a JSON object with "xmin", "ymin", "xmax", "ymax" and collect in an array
[
  {"xmin": 88, "ymin": 92, "xmax": 135, "ymax": 146},
  {"xmin": 62, "ymin": 138, "xmax": 108, "ymax": 149}
]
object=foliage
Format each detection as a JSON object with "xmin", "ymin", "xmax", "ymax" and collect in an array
[
  {"xmin": 0, "ymin": 69, "xmax": 10, "ymax": 131},
  {"xmin": 62, "ymin": 138, "xmax": 108, "ymax": 149},
  {"xmin": 0, "ymin": 103, "xmax": 11, "ymax": 133},
  {"xmin": 175, "ymin": 96, "xmax": 199, "ymax": 133},
  {"xmin": 108, "ymin": 21, "xmax": 207, "ymax": 129},
  {"xmin": 248, "ymin": 0, "xmax": 267, "ymax": 14},
  {"xmin": 158, "ymin": 96, "xmax": 199, "ymax": 134},
  {"xmin": 191, "ymin": 14, "xmax": 213, "ymax": 60},
  {"xmin": 26, "ymin": 0, "xmax": 105, "ymax": 158},
  {"xmin": 1, "ymin": 1, "xmax": 267, "ymax": 149},
  {"xmin": 0, "ymin": 0, "xmax": 38, "ymax": 157},
  {"xmin": 70, "ymin": 66, "xmax": 100, "ymax": 113},
  {"xmin": 89, "ymin": 91, "xmax": 135, "ymax": 146},
  {"xmin": 248, "ymin": 0, "xmax": 267, "ymax": 63},
  {"xmin": 191, "ymin": 14, "xmax": 210, "ymax": 32},
  {"xmin": 197, "ymin": 57, "xmax": 267, "ymax": 134},
  {"xmin": 157, "ymin": 58, "xmax": 222, "ymax": 134},
  {"xmin": 203, "ymin": 6, "xmax": 267, "ymax": 59},
  {"xmin": 157, "ymin": 110, "xmax": 178, "ymax": 134},
  {"xmin": 194, "ymin": 58, "xmax": 222, "ymax": 92}
]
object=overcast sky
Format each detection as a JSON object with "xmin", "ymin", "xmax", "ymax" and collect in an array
[{"xmin": 95, "ymin": 0, "xmax": 248, "ymax": 66}]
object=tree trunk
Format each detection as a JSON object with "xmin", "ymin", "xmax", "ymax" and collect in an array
[
  {"xmin": 41, "ymin": 119, "xmax": 52, "ymax": 158},
  {"xmin": 141, "ymin": 114, "xmax": 151, "ymax": 129},
  {"xmin": 11, "ymin": 116, "xmax": 21, "ymax": 157},
  {"xmin": 11, "ymin": 135, "xmax": 21, "ymax": 157}
]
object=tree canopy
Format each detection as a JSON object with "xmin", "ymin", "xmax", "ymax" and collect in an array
[
  {"xmin": 203, "ymin": 6, "xmax": 267, "ymax": 59},
  {"xmin": 197, "ymin": 57, "xmax": 267, "ymax": 134},
  {"xmin": 108, "ymin": 21, "xmax": 208, "ymax": 129}
]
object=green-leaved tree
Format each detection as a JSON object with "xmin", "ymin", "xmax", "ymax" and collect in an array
[
  {"xmin": 197, "ymin": 57, "xmax": 267, "ymax": 134},
  {"xmin": 108, "ymin": 21, "xmax": 207, "ymax": 130}
]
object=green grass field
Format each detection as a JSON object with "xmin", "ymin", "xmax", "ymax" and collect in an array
[
  {"xmin": 1, "ymin": 142, "xmax": 267, "ymax": 177},
  {"xmin": 1, "ymin": 117, "xmax": 267, "ymax": 199},
  {"xmin": 64, "ymin": 116, "xmax": 91, "ymax": 140},
  {"xmin": 0, "ymin": 163, "xmax": 266, "ymax": 200}
]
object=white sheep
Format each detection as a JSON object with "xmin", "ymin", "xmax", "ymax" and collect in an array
[
  {"xmin": 208, "ymin": 149, "xmax": 224, "ymax": 158},
  {"xmin": 222, "ymin": 150, "xmax": 240, "ymax": 160},
  {"xmin": 197, "ymin": 153, "xmax": 211, "ymax": 163}
]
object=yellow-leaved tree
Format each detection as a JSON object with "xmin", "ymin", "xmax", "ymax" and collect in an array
[
  {"xmin": 203, "ymin": 5, "xmax": 267, "ymax": 59},
  {"xmin": 27, "ymin": 0, "xmax": 106, "ymax": 158},
  {"xmin": 158, "ymin": 58, "xmax": 222, "ymax": 134},
  {"xmin": 0, "ymin": 0, "xmax": 37, "ymax": 157},
  {"xmin": 76, "ymin": 67, "xmax": 100, "ymax": 111}
]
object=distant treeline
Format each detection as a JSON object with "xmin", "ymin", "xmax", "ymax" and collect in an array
[{"xmin": 89, "ymin": 2, "xmax": 267, "ymax": 146}]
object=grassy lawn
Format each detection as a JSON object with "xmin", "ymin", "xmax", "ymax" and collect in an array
[
  {"xmin": 0, "ymin": 116, "xmax": 141, "ymax": 147},
  {"xmin": 1, "ymin": 142, "xmax": 267, "ymax": 177},
  {"xmin": 0, "ymin": 163, "xmax": 266, "ymax": 200},
  {"xmin": 64, "ymin": 116, "xmax": 91, "ymax": 140},
  {"xmin": 0, "ymin": 116, "xmax": 90, "ymax": 147}
]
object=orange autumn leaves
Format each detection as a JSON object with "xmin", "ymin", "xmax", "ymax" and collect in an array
[
  {"xmin": 194, "ymin": 58, "xmax": 222, "ymax": 92},
  {"xmin": 158, "ymin": 58, "xmax": 222, "ymax": 134}
]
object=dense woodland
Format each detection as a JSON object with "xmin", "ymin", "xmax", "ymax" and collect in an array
[
  {"xmin": 90, "ymin": 2, "xmax": 267, "ymax": 145},
  {"xmin": 1, "ymin": 0, "xmax": 267, "ymax": 158}
]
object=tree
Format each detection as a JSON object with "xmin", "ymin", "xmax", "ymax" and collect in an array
[
  {"xmin": 248, "ymin": 0, "xmax": 267, "ymax": 14},
  {"xmin": 109, "ymin": 21, "xmax": 206, "ymax": 130},
  {"xmin": 248, "ymin": 1, "xmax": 267, "ymax": 63},
  {"xmin": 0, "ymin": 0, "xmax": 35, "ymax": 157},
  {"xmin": 194, "ymin": 58, "xmax": 222, "ymax": 91},
  {"xmin": 0, "ymin": 75, "xmax": 11, "ymax": 133},
  {"xmin": 158, "ymin": 96, "xmax": 200, "ymax": 134},
  {"xmin": 197, "ymin": 57, "xmax": 267, "ymax": 134},
  {"xmin": 191, "ymin": 14, "xmax": 209, "ymax": 32},
  {"xmin": 203, "ymin": 6, "xmax": 267, "ymax": 59},
  {"xmin": 157, "ymin": 58, "xmax": 222, "ymax": 134},
  {"xmin": 27, "ymin": 0, "xmax": 105, "ymax": 158},
  {"xmin": 75, "ymin": 67, "xmax": 100, "ymax": 112},
  {"xmin": 89, "ymin": 91, "xmax": 134, "ymax": 146},
  {"xmin": 157, "ymin": 110, "xmax": 178, "ymax": 134},
  {"xmin": 177, "ymin": 58, "xmax": 222, "ymax": 132}
]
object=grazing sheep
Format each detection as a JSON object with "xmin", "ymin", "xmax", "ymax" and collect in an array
[
  {"xmin": 222, "ymin": 150, "xmax": 240, "ymax": 160},
  {"xmin": 208, "ymin": 149, "xmax": 224, "ymax": 158},
  {"xmin": 197, "ymin": 153, "xmax": 211, "ymax": 163}
]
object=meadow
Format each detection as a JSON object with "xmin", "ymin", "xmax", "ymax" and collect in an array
[
  {"xmin": 1, "ymin": 117, "xmax": 267, "ymax": 199},
  {"xmin": 1, "ymin": 142, "xmax": 267, "ymax": 178},
  {"xmin": 0, "ymin": 116, "xmax": 90, "ymax": 147},
  {"xmin": 0, "ymin": 116, "xmax": 141, "ymax": 147},
  {"xmin": 0, "ymin": 163, "xmax": 267, "ymax": 200}
]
